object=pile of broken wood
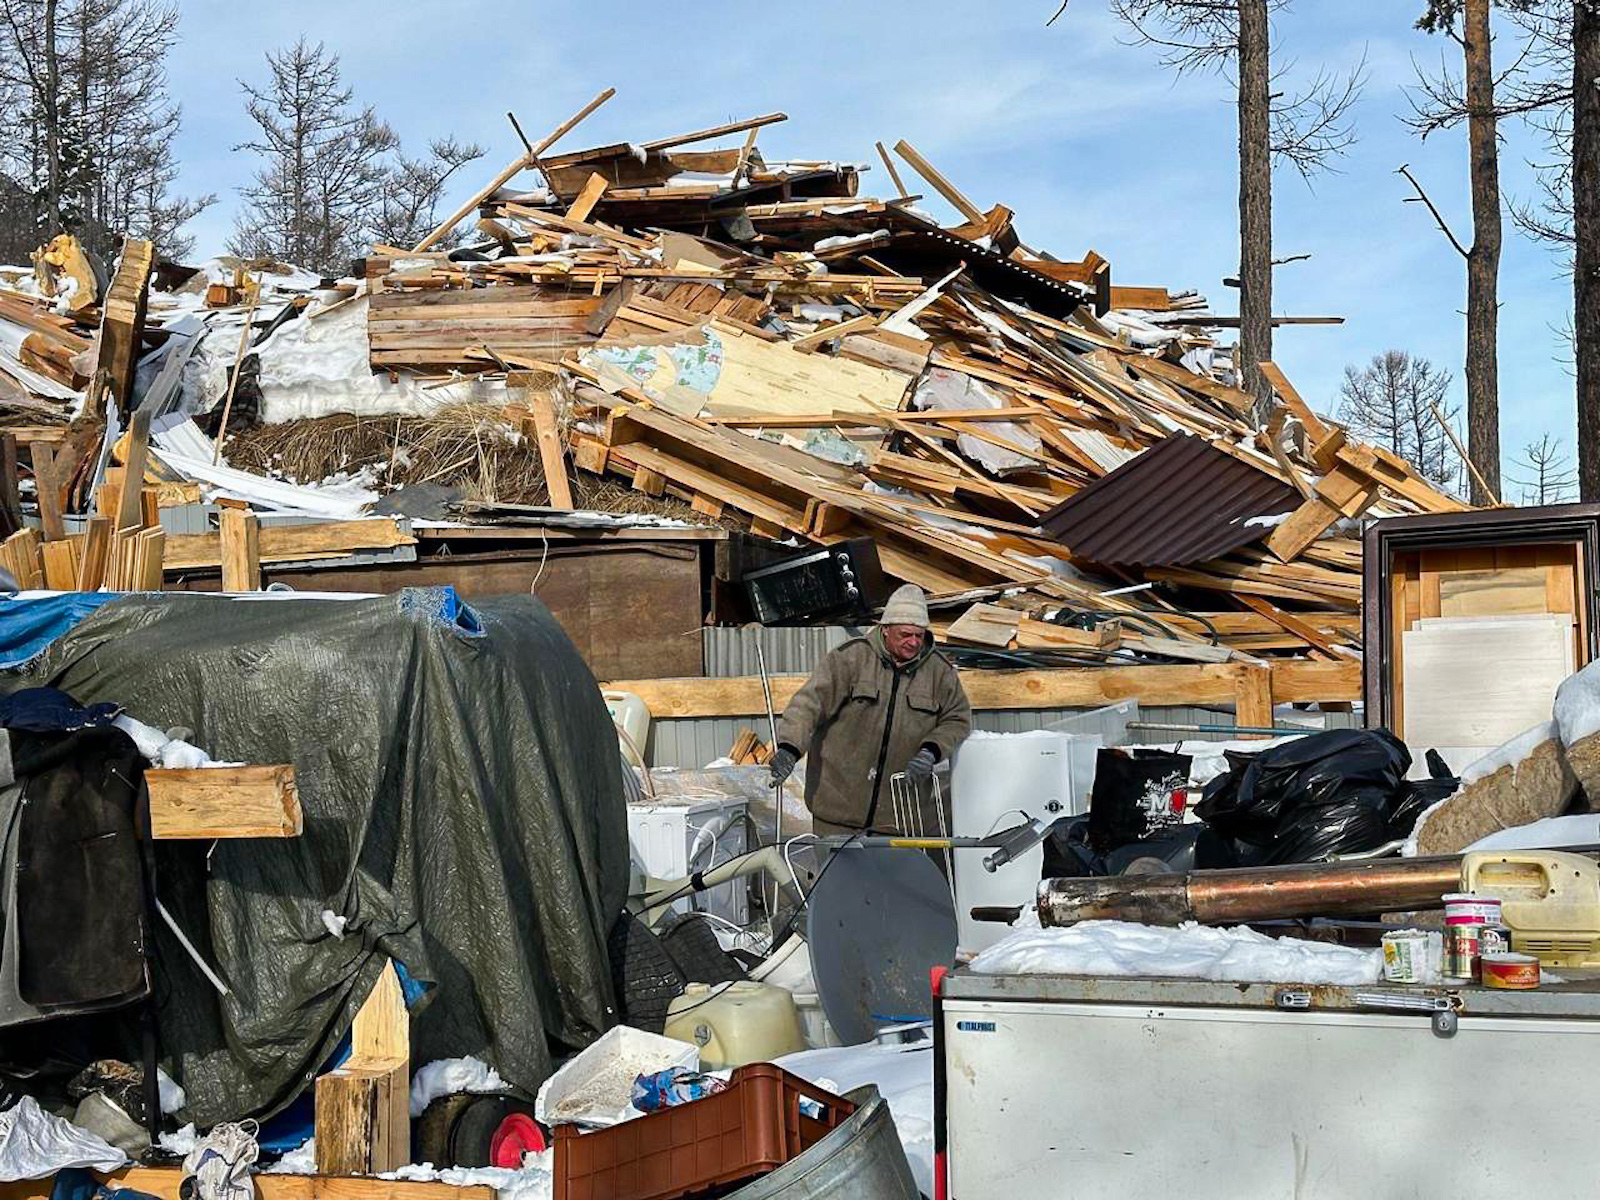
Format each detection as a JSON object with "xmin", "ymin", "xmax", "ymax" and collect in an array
[{"xmin": 355, "ymin": 94, "xmax": 1465, "ymax": 668}]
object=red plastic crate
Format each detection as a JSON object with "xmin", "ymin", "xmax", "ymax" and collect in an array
[{"xmin": 553, "ymin": 1062, "xmax": 856, "ymax": 1200}]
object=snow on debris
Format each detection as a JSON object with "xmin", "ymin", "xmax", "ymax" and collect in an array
[{"xmin": 969, "ymin": 918, "xmax": 1382, "ymax": 985}]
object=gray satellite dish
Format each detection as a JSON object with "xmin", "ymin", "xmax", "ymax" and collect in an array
[{"xmin": 806, "ymin": 847, "xmax": 957, "ymax": 1046}]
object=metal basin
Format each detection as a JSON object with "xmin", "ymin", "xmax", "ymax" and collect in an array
[{"xmin": 727, "ymin": 1085, "xmax": 920, "ymax": 1200}]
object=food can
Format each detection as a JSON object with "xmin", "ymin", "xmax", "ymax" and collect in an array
[
  {"xmin": 1382, "ymin": 930, "xmax": 1433, "ymax": 984},
  {"xmin": 1444, "ymin": 924, "xmax": 1481, "ymax": 981},
  {"xmin": 1442, "ymin": 893, "xmax": 1503, "ymax": 927},
  {"xmin": 1478, "ymin": 923, "xmax": 1513, "ymax": 958},
  {"xmin": 1481, "ymin": 952, "xmax": 1541, "ymax": 990}
]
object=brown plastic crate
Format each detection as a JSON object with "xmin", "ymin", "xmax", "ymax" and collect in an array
[{"xmin": 552, "ymin": 1062, "xmax": 856, "ymax": 1200}]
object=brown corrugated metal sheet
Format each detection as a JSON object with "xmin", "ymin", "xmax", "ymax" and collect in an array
[{"xmin": 1039, "ymin": 433, "xmax": 1299, "ymax": 567}]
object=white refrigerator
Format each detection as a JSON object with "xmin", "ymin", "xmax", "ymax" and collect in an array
[{"xmin": 939, "ymin": 970, "xmax": 1600, "ymax": 1198}]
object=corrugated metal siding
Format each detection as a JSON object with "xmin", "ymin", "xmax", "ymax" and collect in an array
[
  {"xmin": 644, "ymin": 704, "xmax": 1358, "ymax": 769},
  {"xmin": 703, "ymin": 626, "xmax": 855, "ymax": 676},
  {"xmin": 1037, "ymin": 432, "xmax": 1300, "ymax": 566},
  {"xmin": 63, "ymin": 504, "xmax": 332, "ymax": 537}
]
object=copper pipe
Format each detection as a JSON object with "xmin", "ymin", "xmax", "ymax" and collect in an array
[{"xmin": 1038, "ymin": 856, "xmax": 1465, "ymax": 928}]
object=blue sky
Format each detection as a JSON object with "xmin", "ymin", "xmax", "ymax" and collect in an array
[{"xmin": 166, "ymin": 0, "xmax": 1576, "ymax": 482}]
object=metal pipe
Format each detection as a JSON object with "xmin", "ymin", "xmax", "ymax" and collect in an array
[{"xmin": 1037, "ymin": 856, "xmax": 1467, "ymax": 928}]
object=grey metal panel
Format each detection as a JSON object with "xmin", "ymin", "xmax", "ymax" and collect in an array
[{"xmin": 702, "ymin": 626, "xmax": 854, "ymax": 677}]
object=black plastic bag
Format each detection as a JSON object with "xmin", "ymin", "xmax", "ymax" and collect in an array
[
  {"xmin": 1087, "ymin": 748, "xmax": 1192, "ymax": 855},
  {"xmin": 1194, "ymin": 729, "xmax": 1423, "ymax": 865}
]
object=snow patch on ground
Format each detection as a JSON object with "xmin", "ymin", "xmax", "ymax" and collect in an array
[
  {"xmin": 383, "ymin": 1152, "xmax": 553, "ymax": 1200},
  {"xmin": 410, "ymin": 1057, "xmax": 509, "ymax": 1119},
  {"xmin": 970, "ymin": 919, "xmax": 1382, "ymax": 985},
  {"xmin": 264, "ymin": 1138, "xmax": 316, "ymax": 1174}
]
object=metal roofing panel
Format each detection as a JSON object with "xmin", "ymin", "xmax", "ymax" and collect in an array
[{"xmin": 1038, "ymin": 432, "xmax": 1299, "ymax": 568}]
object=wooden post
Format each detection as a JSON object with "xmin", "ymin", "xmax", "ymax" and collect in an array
[
  {"xmin": 316, "ymin": 961, "xmax": 410, "ymax": 1175},
  {"xmin": 219, "ymin": 509, "xmax": 260, "ymax": 592},
  {"xmin": 146, "ymin": 765, "xmax": 301, "ymax": 839},
  {"xmin": 0, "ymin": 435, "xmax": 21, "ymax": 539},
  {"xmin": 1235, "ymin": 664, "xmax": 1275, "ymax": 737}
]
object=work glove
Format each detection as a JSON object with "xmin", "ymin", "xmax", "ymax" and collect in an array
[
  {"xmin": 769, "ymin": 746, "xmax": 799, "ymax": 787},
  {"xmin": 906, "ymin": 746, "xmax": 939, "ymax": 781}
]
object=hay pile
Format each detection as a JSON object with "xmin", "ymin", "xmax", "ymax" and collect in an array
[{"xmin": 222, "ymin": 405, "xmax": 740, "ymax": 527}]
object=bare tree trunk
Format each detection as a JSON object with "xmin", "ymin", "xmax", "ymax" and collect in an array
[
  {"xmin": 42, "ymin": 0, "xmax": 60, "ymax": 231},
  {"xmin": 1237, "ymin": 0, "xmax": 1272, "ymax": 413},
  {"xmin": 1577, "ymin": 0, "xmax": 1600, "ymax": 501},
  {"xmin": 1463, "ymin": 0, "xmax": 1502, "ymax": 504}
]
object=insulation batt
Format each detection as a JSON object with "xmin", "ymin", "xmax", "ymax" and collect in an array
[{"xmin": 969, "ymin": 919, "xmax": 1382, "ymax": 985}]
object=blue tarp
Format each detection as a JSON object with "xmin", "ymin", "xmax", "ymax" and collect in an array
[{"xmin": 0, "ymin": 594, "xmax": 117, "ymax": 669}]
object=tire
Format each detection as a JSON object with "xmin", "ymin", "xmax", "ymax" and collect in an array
[
  {"xmin": 607, "ymin": 912, "xmax": 686, "ymax": 1034},
  {"xmin": 448, "ymin": 1096, "xmax": 545, "ymax": 1169},
  {"xmin": 658, "ymin": 913, "xmax": 745, "ymax": 985},
  {"xmin": 414, "ymin": 1091, "xmax": 478, "ymax": 1167}
]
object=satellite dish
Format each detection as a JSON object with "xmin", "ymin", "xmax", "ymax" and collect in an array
[{"xmin": 806, "ymin": 847, "xmax": 957, "ymax": 1045}]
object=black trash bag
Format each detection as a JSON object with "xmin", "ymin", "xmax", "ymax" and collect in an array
[
  {"xmin": 1086, "ymin": 748, "xmax": 1192, "ymax": 855},
  {"xmin": 1042, "ymin": 814, "xmax": 1103, "ymax": 878},
  {"xmin": 1387, "ymin": 748, "xmax": 1461, "ymax": 840},
  {"xmin": 1194, "ymin": 729, "xmax": 1415, "ymax": 865}
]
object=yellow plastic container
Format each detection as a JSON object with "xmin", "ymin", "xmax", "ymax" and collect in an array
[
  {"xmin": 664, "ymin": 981, "xmax": 808, "ymax": 1068},
  {"xmin": 603, "ymin": 689, "xmax": 651, "ymax": 767}
]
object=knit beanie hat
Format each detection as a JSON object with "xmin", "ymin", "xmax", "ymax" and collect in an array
[{"xmin": 880, "ymin": 584, "xmax": 931, "ymax": 629}]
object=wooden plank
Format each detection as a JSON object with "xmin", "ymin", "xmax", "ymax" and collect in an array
[
  {"xmin": 641, "ymin": 111, "xmax": 787, "ymax": 152},
  {"xmin": 1257, "ymin": 360, "xmax": 1330, "ymax": 443},
  {"xmin": 219, "ymin": 509, "xmax": 261, "ymax": 592},
  {"xmin": 522, "ymin": 394, "xmax": 574, "ymax": 510},
  {"xmin": 145, "ymin": 765, "xmax": 301, "ymax": 839},
  {"xmin": 164, "ymin": 519, "xmax": 412, "ymax": 573},
  {"xmin": 564, "ymin": 172, "xmax": 609, "ymax": 222},
  {"xmin": 1264, "ymin": 462, "xmax": 1379, "ymax": 562},
  {"xmin": 115, "ymin": 408, "xmax": 151, "ymax": 532},
  {"xmin": 1235, "ymin": 664, "xmax": 1275, "ymax": 737},
  {"xmin": 77, "ymin": 516, "xmax": 111, "ymax": 590},
  {"xmin": 40, "ymin": 538, "xmax": 79, "ymax": 590},
  {"xmin": 1236, "ymin": 594, "xmax": 1345, "ymax": 657},
  {"xmin": 603, "ymin": 660, "xmax": 1361, "ymax": 717},
  {"xmin": 892, "ymin": 139, "xmax": 986, "ymax": 224},
  {"xmin": 413, "ymin": 87, "xmax": 615, "ymax": 251},
  {"xmin": 29, "ymin": 443, "xmax": 63, "ymax": 541},
  {"xmin": 0, "ymin": 1169, "xmax": 491, "ymax": 1200},
  {"xmin": 96, "ymin": 238, "xmax": 155, "ymax": 415},
  {"xmin": 134, "ymin": 527, "xmax": 164, "ymax": 590},
  {"xmin": 1108, "ymin": 286, "xmax": 1172, "ymax": 310}
]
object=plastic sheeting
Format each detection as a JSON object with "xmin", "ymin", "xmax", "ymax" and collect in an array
[
  {"xmin": 0, "ymin": 1096, "xmax": 126, "ymax": 1181},
  {"xmin": 10, "ymin": 588, "xmax": 629, "ymax": 1126}
]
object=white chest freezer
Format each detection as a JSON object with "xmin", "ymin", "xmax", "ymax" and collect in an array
[{"xmin": 938, "ymin": 970, "xmax": 1600, "ymax": 1199}]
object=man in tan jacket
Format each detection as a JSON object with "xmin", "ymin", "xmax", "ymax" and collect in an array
[{"xmin": 769, "ymin": 584, "xmax": 973, "ymax": 835}]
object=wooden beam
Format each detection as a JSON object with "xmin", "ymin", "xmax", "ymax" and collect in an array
[
  {"xmin": 145, "ymin": 765, "xmax": 301, "ymax": 839},
  {"xmin": 1257, "ymin": 360, "xmax": 1330, "ymax": 443},
  {"xmin": 641, "ymin": 111, "xmax": 787, "ymax": 152},
  {"xmin": 0, "ymin": 1169, "xmax": 492, "ymax": 1200},
  {"xmin": 564, "ymin": 172, "xmax": 608, "ymax": 223},
  {"xmin": 164, "ymin": 518, "xmax": 414, "ymax": 572},
  {"xmin": 96, "ymin": 238, "xmax": 155, "ymax": 417},
  {"xmin": 1234, "ymin": 663, "xmax": 1274, "ymax": 737},
  {"xmin": 523, "ymin": 394, "xmax": 574, "ymax": 510},
  {"xmin": 601, "ymin": 660, "xmax": 1361, "ymax": 717},
  {"xmin": 875, "ymin": 139, "xmax": 909, "ymax": 199},
  {"xmin": 413, "ymin": 87, "xmax": 615, "ymax": 251},
  {"xmin": 317, "ymin": 961, "xmax": 410, "ymax": 1175},
  {"xmin": 1236, "ymin": 594, "xmax": 1345, "ymax": 658},
  {"xmin": 219, "ymin": 509, "xmax": 260, "ymax": 592},
  {"xmin": 1265, "ymin": 462, "xmax": 1380, "ymax": 562},
  {"xmin": 892, "ymin": 139, "xmax": 986, "ymax": 225}
]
